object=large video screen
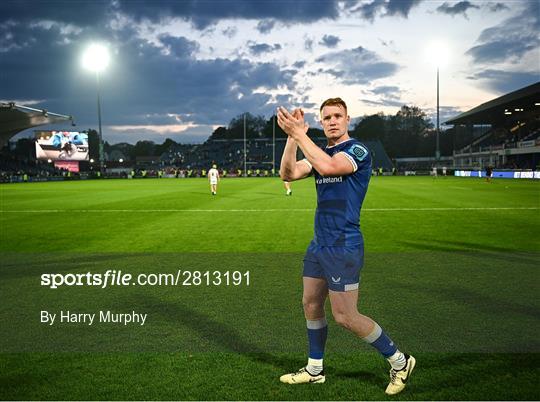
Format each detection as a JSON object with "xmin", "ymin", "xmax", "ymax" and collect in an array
[{"xmin": 35, "ymin": 130, "xmax": 89, "ymax": 161}]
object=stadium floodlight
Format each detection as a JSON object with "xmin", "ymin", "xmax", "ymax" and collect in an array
[
  {"xmin": 82, "ymin": 43, "xmax": 110, "ymax": 172},
  {"xmin": 425, "ymin": 40, "xmax": 449, "ymax": 162},
  {"xmin": 82, "ymin": 43, "xmax": 110, "ymax": 73}
]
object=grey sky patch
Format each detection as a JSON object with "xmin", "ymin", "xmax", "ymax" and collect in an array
[
  {"xmin": 429, "ymin": 106, "xmax": 465, "ymax": 127},
  {"xmin": 316, "ymin": 46, "xmax": 399, "ymax": 84},
  {"xmin": 362, "ymin": 85, "xmax": 405, "ymax": 107},
  {"xmin": 350, "ymin": 0, "xmax": 422, "ymax": 22},
  {"xmin": 379, "ymin": 39, "xmax": 395, "ymax": 47},
  {"xmin": 466, "ymin": 39, "xmax": 537, "ymax": 64},
  {"xmin": 385, "ymin": 0, "xmax": 423, "ymax": 17},
  {"xmin": 370, "ymin": 85, "xmax": 402, "ymax": 97},
  {"xmin": 317, "ymin": 68, "xmax": 345, "ymax": 78},
  {"xmin": 0, "ymin": 0, "xmax": 113, "ymax": 26},
  {"xmin": 304, "ymin": 37, "xmax": 314, "ymax": 51},
  {"xmin": 222, "ymin": 26, "xmax": 237, "ymax": 38},
  {"xmin": 466, "ymin": 2, "xmax": 539, "ymax": 64},
  {"xmin": 158, "ymin": 35, "xmax": 199, "ymax": 58},
  {"xmin": 319, "ymin": 34, "xmax": 340, "ymax": 48},
  {"xmin": 248, "ymin": 42, "xmax": 282, "ymax": 56},
  {"xmin": 293, "ymin": 61, "xmax": 306, "ymax": 69},
  {"xmin": 467, "ymin": 69, "xmax": 540, "ymax": 94},
  {"xmin": 486, "ymin": 2, "xmax": 509, "ymax": 12},
  {"xmin": 117, "ymin": 0, "xmax": 340, "ymax": 30},
  {"xmin": 436, "ymin": 1, "xmax": 480, "ymax": 18},
  {"xmin": 361, "ymin": 98, "xmax": 404, "ymax": 107},
  {"xmin": 256, "ymin": 19, "xmax": 275, "ymax": 34}
]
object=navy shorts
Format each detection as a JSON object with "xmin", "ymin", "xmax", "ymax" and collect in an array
[{"xmin": 303, "ymin": 241, "xmax": 364, "ymax": 292}]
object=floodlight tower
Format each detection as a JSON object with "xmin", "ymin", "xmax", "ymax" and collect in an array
[
  {"xmin": 425, "ymin": 41, "xmax": 449, "ymax": 162},
  {"xmin": 82, "ymin": 43, "xmax": 110, "ymax": 171}
]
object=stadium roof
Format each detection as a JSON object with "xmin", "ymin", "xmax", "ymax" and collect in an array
[
  {"xmin": 0, "ymin": 102, "xmax": 73, "ymax": 147},
  {"xmin": 445, "ymin": 82, "xmax": 540, "ymax": 125}
]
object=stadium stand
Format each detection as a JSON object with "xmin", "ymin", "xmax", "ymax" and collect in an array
[
  {"xmin": 446, "ymin": 82, "xmax": 540, "ymax": 170},
  {"xmin": 165, "ymin": 137, "xmax": 394, "ymax": 174},
  {"xmin": 0, "ymin": 102, "xmax": 73, "ymax": 148}
]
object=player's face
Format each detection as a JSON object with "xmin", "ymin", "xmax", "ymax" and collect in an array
[{"xmin": 320, "ymin": 105, "xmax": 350, "ymax": 141}]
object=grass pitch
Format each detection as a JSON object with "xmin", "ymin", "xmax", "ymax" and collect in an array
[{"xmin": 0, "ymin": 176, "xmax": 539, "ymax": 400}]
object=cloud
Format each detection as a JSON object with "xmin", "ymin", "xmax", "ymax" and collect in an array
[
  {"xmin": 222, "ymin": 26, "xmax": 237, "ymax": 38},
  {"xmin": 158, "ymin": 35, "xmax": 199, "ymax": 58},
  {"xmin": 247, "ymin": 42, "xmax": 282, "ymax": 56},
  {"xmin": 0, "ymin": 21, "xmax": 297, "ymax": 136},
  {"xmin": 385, "ymin": 0, "xmax": 423, "ymax": 17},
  {"xmin": 0, "ymin": 1, "xmax": 342, "ymax": 30},
  {"xmin": 117, "ymin": 0, "xmax": 341, "ymax": 29},
  {"xmin": 319, "ymin": 34, "xmax": 340, "ymax": 48},
  {"xmin": 361, "ymin": 85, "xmax": 405, "ymax": 107},
  {"xmin": 105, "ymin": 124, "xmax": 214, "ymax": 144},
  {"xmin": 350, "ymin": 0, "xmax": 422, "ymax": 22},
  {"xmin": 361, "ymin": 98, "xmax": 403, "ymax": 107},
  {"xmin": 436, "ymin": 1, "xmax": 479, "ymax": 18},
  {"xmin": 465, "ymin": 2, "xmax": 539, "ymax": 63},
  {"xmin": 428, "ymin": 106, "xmax": 466, "ymax": 126},
  {"xmin": 0, "ymin": 0, "xmax": 113, "ymax": 26},
  {"xmin": 467, "ymin": 69, "xmax": 540, "ymax": 93},
  {"xmin": 256, "ymin": 20, "xmax": 275, "ymax": 34},
  {"xmin": 316, "ymin": 46, "xmax": 399, "ymax": 84},
  {"xmin": 486, "ymin": 2, "xmax": 509, "ymax": 12},
  {"xmin": 370, "ymin": 85, "xmax": 401, "ymax": 96},
  {"xmin": 304, "ymin": 36, "xmax": 314, "ymax": 51}
]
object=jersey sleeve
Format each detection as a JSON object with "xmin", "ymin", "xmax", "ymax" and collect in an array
[{"xmin": 339, "ymin": 143, "xmax": 370, "ymax": 173}]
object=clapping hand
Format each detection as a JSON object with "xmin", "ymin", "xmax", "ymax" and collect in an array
[{"xmin": 277, "ymin": 106, "xmax": 309, "ymax": 140}]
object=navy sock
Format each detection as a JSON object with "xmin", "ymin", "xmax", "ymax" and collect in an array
[
  {"xmin": 363, "ymin": 322, "xmax": 398, "ymax": 358},
  {"xmin": 307, "ymin": 317, "xmax": 328, "ymax": 359}
]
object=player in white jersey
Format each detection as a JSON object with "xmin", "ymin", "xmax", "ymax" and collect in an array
[
  {"xmin": 283, "ymin": 180, "xmax": 292, "ymax": 196},
  {"xmin": 208, "ymin": 164, "xmax": 220, "ymax": 195}
]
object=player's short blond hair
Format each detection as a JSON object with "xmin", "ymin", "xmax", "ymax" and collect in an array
[{"xmin": 320, "ymin": 98, "xmax": 347, "ymax": 115}]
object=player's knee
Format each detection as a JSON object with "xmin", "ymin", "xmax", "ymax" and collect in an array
[{"xmin": 302, "ymin": 298, "xmax": 324, "ymax": 316}]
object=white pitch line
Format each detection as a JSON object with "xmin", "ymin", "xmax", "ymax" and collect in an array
[{"xmin": 0, "ymin": 207, "xmax": 539, "ymax": 213}]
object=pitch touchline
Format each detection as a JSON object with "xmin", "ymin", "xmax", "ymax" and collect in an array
[{"xmin": 1, "ymin": 207, "xmax": 539, "ymax": 213}]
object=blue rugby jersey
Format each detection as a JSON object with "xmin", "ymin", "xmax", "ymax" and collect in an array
[{"xmin": 307, "ymin": 138, "xmax": 371, "ymax": 247}]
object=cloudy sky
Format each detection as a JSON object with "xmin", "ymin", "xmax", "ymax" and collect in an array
[{"xmin": 1, "ymin": 0, "xmax": 539, "ymax": 144}]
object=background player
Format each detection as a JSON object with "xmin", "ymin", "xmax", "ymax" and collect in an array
[
  {"xmin": 277, "ymin": 98, "xmax": 415, "ymax": 395},
  {"xmin": 283, "ymin": 180, "xmax": 292, "ymax": 196},
  {"xmin": 208, "ymin": 164, "xmax": 220, "ymax": 195}
]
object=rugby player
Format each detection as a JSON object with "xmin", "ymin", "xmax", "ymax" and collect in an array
[
  {"xmin": 208, "ymin": 164, "xmax": 220, "ymax": 195},
  {"xmin": 277, "ymin": 98, "xmax": 415, "ymax": 395},
  {"xmin": 283, "ymin": 180, "xmax": 292, "ymax": 196}
]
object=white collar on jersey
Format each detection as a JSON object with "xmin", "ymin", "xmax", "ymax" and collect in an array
[{"xmin": 325, "ymin": 138, "xmax": 353, "ymax": 149}]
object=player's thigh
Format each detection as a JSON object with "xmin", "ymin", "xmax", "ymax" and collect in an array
[
  {"xmin": 328, "ymin": 288, "xmax": 359, "ymax": 318},
  {"xmin": 303, "ymin": 276, "xmax": 328, "ymax": 303}
]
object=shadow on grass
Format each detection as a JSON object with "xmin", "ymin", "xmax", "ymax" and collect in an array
[
  {"xmin": 392, "ymin": 276, "xmax": 540, "ymax": 321},
  {"xmin": 400, "ymin": 239, "xmax": 539, "ymax": 257},
  {"xmin": 130, "ymin": 293, "xmax": 303, "ymax": 371},
  {"xmin": 389, "ymin": 280, "xmax": 540, "ymax": 353}
]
